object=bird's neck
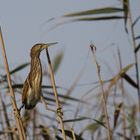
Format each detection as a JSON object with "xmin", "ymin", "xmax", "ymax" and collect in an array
[{"xmin": 30, "ymin": 56, "xmax": 42, "ymax": 72}]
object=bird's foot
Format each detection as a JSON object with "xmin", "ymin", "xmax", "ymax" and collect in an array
[{"xmin": 18, "ymin": 104, "xmax": 24, "ymax": 114}]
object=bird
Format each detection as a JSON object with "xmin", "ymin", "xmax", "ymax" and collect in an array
[{"xmin": 20, "ymin": 42, "xmax": 57, "ymax": 110}]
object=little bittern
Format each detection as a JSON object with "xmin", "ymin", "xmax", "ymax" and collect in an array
[{"xmin": 21, "ymin": 42, "xmax": 57, "ymax": 110}]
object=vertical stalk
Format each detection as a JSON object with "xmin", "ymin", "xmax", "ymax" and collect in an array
[
  {"xmin": 45, "ymin": 49, "xmax": 66, "ymax": 140},
  {"xmin": 118, "ymin": 49, "xmax": 126, "ymax": 140},
  {"xmin": 0, "ymin": 93, "xmax": 11, "ymax": 139},
  {"xmin": 0, "ymin": 95, "xmax": 14, "ymax": 140},
  {"xmin": 127, "ymin": 0, "xmax": 140, "ymax": 111},
  {"xmin": 71, "ymin": 128, "xmax": 76, "ymax": 140},
  {"xmin": 0, "ymin": 27, "xmax": 26, "ymax": 140},
  {"xmin": 90, "ymin": 43, "xmax": 112, "ymax": 140}
]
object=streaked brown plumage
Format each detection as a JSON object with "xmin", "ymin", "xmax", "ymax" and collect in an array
[{"xmin": 21, "ymin": 43, "xmax": 57, "ymax": 110}]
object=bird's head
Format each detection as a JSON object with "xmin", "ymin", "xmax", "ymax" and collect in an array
[{"xmin": 30, "ymin": 42, "xmax": 58, "ymax": 58}]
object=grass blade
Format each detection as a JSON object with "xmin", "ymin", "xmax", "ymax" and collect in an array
[
  {"xmin": 121, "ymin": 73, "xmax": 138, "ymax": 89},
  {"xmin": 114, "ymin": 103, "xmax": 123, "ymax": 129},
  {"xmin": 132, "ymin": 16, "xmax": 140, "ymax": 28},
  {"xmin": 123, "ymin": 0, "xmax": 129, "ymax": 33},
  {"xmin": 135, "ymin": 35, "xmax": 140, "ymax": 40},
  {"xmin": 135, "ymin": 43, "xmax": 140, "ymax": 53},
  {"xmin": 70, "ymin": 16, "xmax": 124, "ymax": 22},
  {"xmin": 108, "ymin": 64, "xmax": 134, "ymax": 91},
  {"xmin": 64, "ymin": 7, "xmax": 123, "ymax": 17},
  {"xmin": 1, "ymin": 63, "xmax": 30, "ymax": 80},
  {"xmin": 53, "ymin": 51, "xmax": 64, "ymax": 73}
]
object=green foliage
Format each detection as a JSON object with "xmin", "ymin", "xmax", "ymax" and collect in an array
[
  {"xmin": 80, "ymin": 115, "xmax": 106, "ymax": 135},
  {"xmin": 0, "ymin": 62, "xmax": 29, "ymax": 82},
  {"xmin": 113, "ymin": 103, "xmax": 123, "ymax": 129},
  {"xmin": 123, "ymin": 0, "xmax": 129, "ymax": 32},
  {"xmin": 61, "ymin": 6, "xmax": 125, "ymax": 23},
  {"xmin": 53, "ymin": 50, "xmax": 64, "ymax": 73},
  {"xmin": 63, "ymin": 7, "xmax": 123, "ymax": 17}
]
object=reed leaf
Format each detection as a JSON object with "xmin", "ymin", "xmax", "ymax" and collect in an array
[
  {"xmin": 114, "ymin": 103, "xmax": 123, "ymax": 129},
  {"xmin": 53, "ymin": 51, "xmax": 64, "ymax": 73},
  {"xmin": 64, "ymin": 7, "xmax": 123, "ymax": 17},
  {"xmin": 135, "ymin": 43, "xmax": 140, "ymax": 53},
  {"xmin": 123, "ymin": 0, "xmax": 129, "ymax": 32}
]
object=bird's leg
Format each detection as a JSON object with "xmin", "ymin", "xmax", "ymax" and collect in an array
[
  {"xmin": 13, "ymin": 105, "xmax": 23, "ymax": 119},
  {"xmin": 18, "ymin": 104, "xmax": 25, "ymax": 114},
  {"xmin": 41, "ymin": 96, "xmax": 55, "ymax": 113}
]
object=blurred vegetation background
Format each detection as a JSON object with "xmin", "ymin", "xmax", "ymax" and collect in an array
[{"xmin": 0, "ymin": 0, "xmax": 140, "ymax": 140}]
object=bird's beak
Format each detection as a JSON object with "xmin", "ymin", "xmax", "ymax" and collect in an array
[{"xmin": 42, "ymin": 42, "xmax": 58, "ymax": 50}]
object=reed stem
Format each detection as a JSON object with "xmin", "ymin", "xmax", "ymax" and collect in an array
[
  {"xmin": 90, "ymin": 43, "xmax": 112, "ymax": 140},
  {"xmin": 127, "ymin": 0, "xmax": 140, "ymax": 112},
  {"xmin": 46, "ymin": 49, "xmax": 66, "ymax": 140},
  {"xmin": 0, "ymin": 27, "xmax": 26, "ymax": 140}
]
